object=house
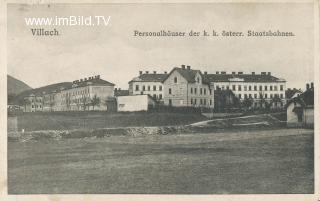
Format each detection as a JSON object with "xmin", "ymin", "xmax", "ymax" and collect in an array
[
  {"xmin": 18, "ymin": 75, "xmax": 115, "ymax": 112},
  {"xmin": 114, "ymin": 88, "xmax": 129, "ymax": 97},
  {"xmin": 163, "ymin": 65, "xmax": 214, "ymax": 108},
  {"xmin": 116, "ymin": 95, "xmax": 156, "ymax": 112},
  {"xmin": 203, "ymin": 71, "xmax": 286, "ymax": 109},
  {"xmin": 128, "ymin": 70, "xmax": 168, "ymax": 102},
  {"xmin": 286, "ymin": 83, "xmax": 314, "ymax": 128}
]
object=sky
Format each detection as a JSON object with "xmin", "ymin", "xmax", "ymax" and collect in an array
[{"xmin": 7, "ymin": 3, "xmax": 314, "ymax": 90}]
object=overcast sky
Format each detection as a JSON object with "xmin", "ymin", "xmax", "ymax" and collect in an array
[{"xmin": 7, "ymin": 3, "xmax": 314, "ymax": 90}]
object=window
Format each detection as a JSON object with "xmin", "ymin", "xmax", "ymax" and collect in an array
[
  {"xmin": 210, "ymin": 99, "xmax": 212, "ymax": 105},
  {"xmin": 200, "ymin": 99, "xmax": 203, "ymax": 105},
  {"xmin": 244, "ymin": 94, "xmax": 248, "ymax": 98},
  {"xmin": 169, "ymin": 88, "xmax": 172, "ymax": 95},
  {"xmin": 143, "ymin": 85, "xmax": 146, "ymax": 91},
  {"xmin": 244, "ymin": 86, "xmax": 247, "ymax": 91},
  {"xmin": 239, "ymin": 94, "xmax": 242, "ymax": 99},
  {"xmin": 191, "ymin": 88, "xmax": 193, "ymax": 94},
  {"xmin": 280, "ymin": 85, "xmax": 284, "ymax": 91},
  {"xmin": 148, "ymin": 86, "xmax": 150, "ymax": 91},
  {"xmin": 174, "ymin": 77, "xmax": 178, "ymax": 83},
  {"xmin": 194, "ymin": 99, "xmax": 197, "ymax": 104},
  {"xmin": 159, "ymin": 86, "xmax": 162, "ymax": 91},
  {"xmin": 265, "ymin": 94, "xmax": 268, "ymax": 98},
  {"xmin": 216, "ymin": 85, "xmax": 219, "ymax": 90},
  {"xmin": 249, "ymin": 86, "xmax": 252, "ymax": 91},
  {"xmin": 197, "ymin": 77, "xmax": 200, "ymax": 83},
  {"xmin": 254, "ymin": 94, "xmax": 257, "ymax": 98},
  {"xmin": 274, "ymin": 86, "xmax": 278, "ymax": 91},
  {"xmin": 204, "ymin": 89, "xmax": 207, "ymax": 95},
  {"xmin": 191, "ymin": 98, "xmax": 193, "ymax": 104},
  {"xmin": 238, "ymin": 85, "xmax": 242, "ymax": 91},
  {"xmin": 153, "ymin": 94, "xmax": 156, "ymax": 99},
  {"xmin": 194, "ymin": 88, "xmax": 197, "ymax": 94},
  {"xmin": 249, "ymin": 94, "xmax": 252, "ymax": 98},
  {"xmin": 153, "ymin": 85, "xmax": 156, "ymax": 91},
  {"xmin": 204, "ymin": 99, "xmax": 207, "ymax": 105},
  {"xmin": 232, "ymin": 85, "xmax": 236, "ymax": 91},
  {"xmin": 254, "ymin": 86, "xmax": 257, "ymax": 91},
  {"xmin": 226, "ymin": 86, "xmax": 230, "ymax": 90},
  {"xmin": 135, "ymin": 85, "xmax": 139, "ymax": 91},
  {"xmin": 259, "ymin": 86, "xmax": 262, "ymax": 91},
  {"xmin": 169, "ymin": 99, "xmax": 172, "ymax": 106},
  {"xmin": 280, "ymin": 94, "xmax": 283, "ymax": 98},
  {"xmin": 265, "ymin": 86, "xmax": 268, "ymax": 91},
  {"xmin": 270, "ymin": 94, "xmax": 273, "ymax": 98},
  {"xmin": 159, "ymin": 94, "xmax": 162, "ymax": 99},
  {"xmin": 210, "ymin": 89, "xmax": 212, "ymax": 95},
  {"xmin": 270, "ymin": 86, "xmax": 273, "ymax": 91},
  {"xmin": 200, "ymin": 88, "xmax": 203, "ymax": 95}
]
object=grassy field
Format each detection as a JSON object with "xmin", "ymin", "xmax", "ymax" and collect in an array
[
  {"xmin": 13, "ymin": 112, "xmax": 207, "ymax": 131},
  {"xmin": 8, "ymin": 128, "xmax": 313, "ymax": 194}
]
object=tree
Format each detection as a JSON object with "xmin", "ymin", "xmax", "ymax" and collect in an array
[
  {"xmin": 271, "ymin": 96, "xmax": 282, "ymax": 110},
  {"xmin": 242, "ymin": 97, "xmax": 253, "ymax": 112},
  {"xmin": 90, "ymin": 95, "xmax": 100, "ymax": 111},
  {"xmin": 18, "ymin": 98, "xmax": 30, "ymax": 112},
  {"xmin": 81, "ymin": 96, "xmax": 88, "ymax": 111}
]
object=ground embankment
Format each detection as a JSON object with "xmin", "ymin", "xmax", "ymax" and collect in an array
[{"xmin": 11, "ymin": 111, "xmax": 207, "ymax": 132}]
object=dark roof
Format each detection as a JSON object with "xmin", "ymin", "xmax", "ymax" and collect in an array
[
  {"xmin": 72, "ymin": 78, "xmax": 115, "ymax": 88},
  {"xmin": 171, "ymin": 67, "xmax": 202, "ymax": 83},
  {"xmin": 286, "ymin": 87, "xmax": 314, "ymax": 108},
  {"xmin": 129, "ymin": 73, "xmax": 168, "ymax": 83},
  {"xmin": 114, "ymin": 89, "xmax": 129, "ymax": 97},
  {"xmin": 285, "ymin": 88, "xmax": 302, "ymax": 99},
  {"xmin": 203, "ymin": 73, "xmax": 285, "ymax": 83}
]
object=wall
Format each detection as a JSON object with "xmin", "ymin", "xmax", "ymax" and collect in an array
[
  {"xmin": 304, "ymin": 107, "xmax": 314, "ymax": 128},
  {"xmin": 287, "ymin": 102, "xmax": 302, "ymax": 127},
  {"xmin": 117, "ymin": 95, "xmax": 152, "ymax": 112},
  {"xmin": 129, "ymin": 81, "xmax": 164, "ymax": 100}
]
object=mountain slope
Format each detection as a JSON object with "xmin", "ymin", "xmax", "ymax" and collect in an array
[{"xmin": 7, "ymin": 75, "xmax": 32, "ymax": 95}]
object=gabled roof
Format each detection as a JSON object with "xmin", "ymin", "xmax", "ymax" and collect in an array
[
  {"xmin": 164, "ymin": 67, "xmax": 203, "ymax": 83},
  {"xmin": 286, "ymin": 87, "xmax": 314, "ymax": 108},
  {"xmin": 203, "ymin": 73, "xmax": 285, "ymax": 83},
  {"xmin": 129, "ymin": 73, "xmax": 168, "ymax": 83}
]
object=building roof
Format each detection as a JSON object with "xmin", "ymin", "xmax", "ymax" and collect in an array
[
  {"xmin": 72, "ymin": 77, "xmax": 115, "ymax": 88},
  {"xmin": 114, "ymin": 89, "xmax": 129, "ymax": 97},
  {"xmin": 285, "ymin": 88, "xmax": 303, "ymax": 99},
  {"xmin": 203, "ymin": 73, "xmax": 285, "ymax": 83},
  {"xmin": 129, "ymin": 73, "xmax": 168, "ymax": 83},
  {"xmin": 171, "ymin": 67, "xmax": 202, "ymax": 83},
  {"xmin": 286, "ymin": 86, "xmax": 314, "ymax": 108}
]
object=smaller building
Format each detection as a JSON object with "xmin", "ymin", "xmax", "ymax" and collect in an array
[
  {"xmin": 117, "ymin": 95, "xmax": 156, "ymax": 112},
  {"xmin": 286, "ymin": 83, "xmax": 314, "ymax": 128}
]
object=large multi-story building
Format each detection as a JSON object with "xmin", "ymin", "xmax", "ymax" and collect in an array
[
  {"xmin": 203, "ymin": 71, "xmax": 286, "ymax": 108},
  {"xmin": 22, "ymin": 75, "xmax": 115, "ymax": 112},
  {"xmin": 163, "ymin": 65, "xmax": 214, "ymax": 108},
  {"xmin": 128, "ymin": 70, "xmax": 168, "ymax": 101}
]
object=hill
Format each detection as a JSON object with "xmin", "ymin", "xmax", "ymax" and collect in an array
[{"xmin": 7, "ymin": 75, "xmax": 32, "ymax": 96}]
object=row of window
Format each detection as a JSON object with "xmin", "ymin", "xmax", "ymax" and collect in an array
[
  {"xmin": 239, "ymin": 93, "xmax": 284, "ymax": 99},
  {"xmin": 190, "ymin": 87, "xmax": 211, "ymax": 95},
  {"xmin": 140, "ymin": 92, "xmax": 163, "ymax": 99},
  {"xmin": 62, "ymin": 88, "xmax": 90, "ymax": 97},
  {"xmin": 190, "ymin": 98, "xmax": 213, "ymax": 106},
  {"xmin": 31, "ymin": 104, "xmax": 42, "ymax": 109},
  {"xmin": 216, "ymin": 84, "xmax": 284, "ymax": 91},
  {"xmin": 135, "ymin": 85, "xmax": 163, "ymax": 91}
]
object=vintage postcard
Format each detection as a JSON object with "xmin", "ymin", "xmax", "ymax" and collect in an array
[{"xmin": 0, "ymin": 0, "xmax": 319, "ymax": 200}]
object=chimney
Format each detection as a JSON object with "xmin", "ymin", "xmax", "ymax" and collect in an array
[
  {"xmin": 311, "ymin": 82, "xmax": 314, "ymax": 88},
  {"xmin": 232, "ymin": 72, "xmax": 236, "ymax": 75},
  {"xmin": 267, "ymin": 72, "xmax": 271, "ymax": 75},
  {"xmin": 204, "ymin": 71, "xmax": 207, "ymax": 75},
  {"xmin": 164, "ymin": 71, "xmax": 167, "ymax": 74},
  {"xmin": 306, "ymin": 83, "xmax": 310, "ymax": 90},
  {"xmin": 238, "ymin": 72, "xmax": 243, "ymax": 75},
  {"xmin": 216, "ymin": 71, "xmax": 219, "ymax": 74},
  {"xmin": 153, "ymin": 71, "xmax": 157, "ymax": 74},
  {"xmin": 145, "ymin": 71, "xmax": 149, "ymax": 74},
  {"xmin": 84, "ymin": 78, "xmax": 87, "ymax": 81},
  {"xmin": 187, "ymin": 66, "xmax": 191, "ymax": 70},
  {"xmin": 221, "ymin": 71, "xmax": 226, "ymax": 74},
  {"xmin": 80, "ymin": 79, "xmax": 83, "ymax": 82},
  {"xmin": 97, "ymin": 75, "xmax": 100, "ymax": 79},
  {"xmin": 181, "ymin": 65, "xmax": 186, "ymax": 69},
  {"xmin": 252, "ymin": 72, "xmax": 255, "ymax": 75},
  {"xmin": 139, "ymin": 71, "xmax": 143, "ymax": 75},
  {"xmin": 261, "ymin": 72, "xmax": 266, "ymax": 75}
]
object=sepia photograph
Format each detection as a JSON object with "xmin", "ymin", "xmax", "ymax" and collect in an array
[{"xmin": 4, "ymin": 1, "xmax": 317, "ymax": 197}]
